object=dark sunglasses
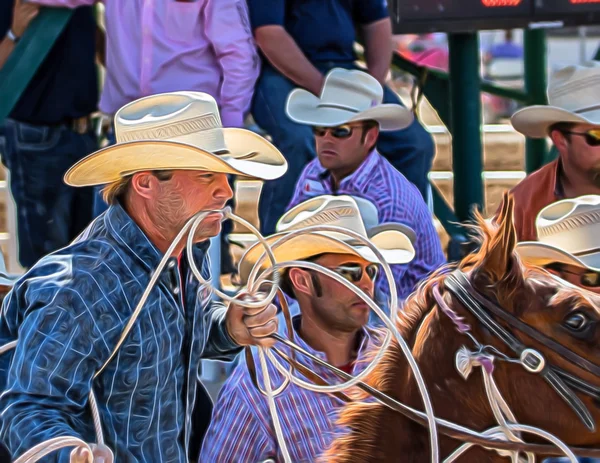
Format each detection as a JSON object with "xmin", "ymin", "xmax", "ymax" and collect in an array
[
  {"xmin": 327, "ymin": 263, "xmax": 379, "ymax": 283},
  {"xmin": 546, "ymin": 263, "xmax": 600, "ymax": 288},
  {"xmin": 312, "ymin": 125, "xmax": 356, "ymax": 139},
  {"xmin": 561, "ymin": 129, "xmax": 600, "ymax": 147}
]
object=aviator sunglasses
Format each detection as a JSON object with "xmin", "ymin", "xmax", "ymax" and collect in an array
[
  {"xmin": 312, "ymin": 124, "xmax": 357, "ymax": 139},
  {"xmin": 325, "ymin": 263, "xmax": 379, "ymax": 283},
  {"xmin": 561, "ymin": 129, "xmax": 600, "ymax": 147}
]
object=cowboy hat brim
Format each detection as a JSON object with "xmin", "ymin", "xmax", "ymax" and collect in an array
[
  {"xmin": 511, "ymin": 106, "xmax": 600, "ymax": 139},
  {"xmin": 286, "ymin": 88, "xmax": 414, "ymax": 131},
  {"xmin": 516, "ymin": 241, "xmax": 600, "ymax": 272},
  {"xmin": 238, "ymin": 228, "xmax": 415, "ymax": 284},
  {"xmin": 64, "ymin": 128, "xmax": 287, "ymax": 186}
]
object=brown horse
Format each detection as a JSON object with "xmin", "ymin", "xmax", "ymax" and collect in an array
[{"xmin": 321, "ymin": 194, "xmax": 600, "ymax": 462}]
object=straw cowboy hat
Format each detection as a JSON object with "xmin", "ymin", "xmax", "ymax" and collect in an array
[
  {"xmin": 285, "ymin": 68, "xmax": 414, "ymax": 131},
  {"xmin": 238, "ymin": 195, "xmax": 416, "ymax": 284},
  {"xmin": 64, "ymin": 91, "xmax": 288, "ymax": 186},
  {"xmin": 511, "ymin": 61, "xmax": 600, "ymax": 138},
  {"xmin": 516, "ymin": 195, "xmax": 600, "ymax": 271}
]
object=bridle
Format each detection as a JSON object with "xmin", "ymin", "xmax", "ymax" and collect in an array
[
  {"xmin": 444, "ymin": 270, "xmax": 600, "ymax": 433},
  {"xmin": 262, "ymin": 268, "xmax": 600, "ymax": 459}
]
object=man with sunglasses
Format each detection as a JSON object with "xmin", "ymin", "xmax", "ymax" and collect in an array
[
  {"xmin": 516, "ymin": 195, "xmax": 600, "ymax": 463},
  {"xmin": 200, "ymin": 195, "xmax": 416, "ymax": 462},
  {"xmin": 503, "ymin": 62, "xmax": 600, "ymax": 241},
  {"xmin": 285, "ymin": 69, "xmax": 445, "ymax": 310}
]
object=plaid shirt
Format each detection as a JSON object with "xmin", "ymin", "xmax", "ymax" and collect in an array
[
  {"xmin": 288, "ymin": 150, "xmax": 446, "ymax": 307},
  {"xmin": 0, "ymin": 204, "xmax": 241, "ymax": 462},
  {"xmin": 200, "ymin": 317, "xmax": 381, "ymax": 462}
]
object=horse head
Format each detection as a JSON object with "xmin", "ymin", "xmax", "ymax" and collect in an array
[{"xmin": 323, "ymin": 193, "xmax": 600, "ymax": 462}]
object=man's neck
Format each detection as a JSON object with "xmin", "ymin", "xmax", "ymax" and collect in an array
[
  {"xmin": 123, "ymin": 199, "xmax": 183, "ymax": 256},
  {"xmin": 297, "ymin": 315, "xmax": 359, "ymax": 367},
  {"xmin": 560, "ymin": 158, "xmax": 600, "ymax": 198}
]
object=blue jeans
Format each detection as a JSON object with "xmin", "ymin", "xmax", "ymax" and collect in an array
[
  {"xmin": 251, "ymin": 64, "xmax": 436, "ymax": 234},
  {"xmin": 0, "ymin": 119, "xmax": 96, "ymax": 268}
]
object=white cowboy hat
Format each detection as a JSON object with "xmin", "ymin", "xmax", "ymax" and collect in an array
[
  {"xmin": 511, "ymin": 61, "xmax": 600, "ymax": 138},
  {"xmin": 64, "ymin": 91, "xmax": 288, "ymax": 186},
  {"xmin": 238, "ymin": 195, "xmax": 416, "ymax": 284},
  {"xmin": 515, "ymin": 195, "xmax": 600, "ymax": 271},
  {"xmin": 285, "ymin": 68, "xmax": 414, "ymax": 131}
]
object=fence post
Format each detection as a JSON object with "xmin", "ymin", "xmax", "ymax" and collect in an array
[{"xmin": 524, "ymin": 29, "xmax": 548, "ymax": 174}]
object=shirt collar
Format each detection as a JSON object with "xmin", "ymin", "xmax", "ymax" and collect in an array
[
  {"xmin": 317, "ymin": 150, "xmax": 381, "ymax": 193},
  {"xmin": 102, "ymin": 203, "xmax": 209, "ymax": 274}
]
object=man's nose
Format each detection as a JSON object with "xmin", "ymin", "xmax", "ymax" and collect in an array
[
  {"xmin": 215, "ymin": 174, "xmax": 233, "ymax": 200},
  {"xmin": 357, "ymin": 271, "xmax": 375, "ymax": 298}
]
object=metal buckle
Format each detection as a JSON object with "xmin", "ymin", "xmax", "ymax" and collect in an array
[{"xmin": 520, "ymin": 348, "xmax": 545, "ymax": 373}]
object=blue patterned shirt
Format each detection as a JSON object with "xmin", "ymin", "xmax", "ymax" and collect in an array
[
  {"xmin": 0, "ymin": 204, "xmax": 241, "ymax": 462},
  {"xmin": 288, "ymin": 150, "xmax": 446, "ymax": 307},
  {"xmin": 200, "ymin": 317, "xmax": 381, "ymax": 462}
]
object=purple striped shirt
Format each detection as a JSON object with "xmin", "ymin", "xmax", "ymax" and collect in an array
[
  {"xmin": 288, "ymin": 150, "xmax": 446, "ymax": 306},
  {"xmin": 200, "ymin": 320, "xmax": 382, "ymax": 462}
]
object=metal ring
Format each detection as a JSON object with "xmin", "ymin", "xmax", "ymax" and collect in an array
[{"xmin": 520, "ymin": 349, "xmax": 546, "ymax": 374}]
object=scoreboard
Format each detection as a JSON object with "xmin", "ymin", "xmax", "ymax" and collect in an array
[{"xmin": 389, "ymin": 0, "xmax": 600, "ymax": 33}]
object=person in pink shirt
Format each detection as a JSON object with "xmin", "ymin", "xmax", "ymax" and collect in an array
[{"xmin": 29, "ymin": 0, "xmax": 259, "ymax": 129}]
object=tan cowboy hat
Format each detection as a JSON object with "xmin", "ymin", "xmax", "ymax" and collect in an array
[
  {"xmin": 285, "ymin": 68, "xmax": 413, "ymax": 131},
  {"xmin": 511, "ymin": 61, "xmax": 600, "ymax": 138},
  {"xmin": 238, "ymin": 195, "xmax": 416, "ymax": 284},
  {"xmin": 515, "ymin": 195, "xmax": 600, "ymax": 271},
  {"xmin": 64, "ymin": 92, "xmax": 288, "ymax": 186}
]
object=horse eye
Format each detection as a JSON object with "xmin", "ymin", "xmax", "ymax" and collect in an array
[{"xmin": 563, "ymin": 312, "xmax": 590, "ymax": 331}]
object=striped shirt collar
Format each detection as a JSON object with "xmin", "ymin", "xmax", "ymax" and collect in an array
[
  {"xmin": 317, "ymin": 149, "xmax": 381, "ymax": 194},
  {"xmin": 102, "ymin": 203, "xmax": 209, "ymax": 274}
]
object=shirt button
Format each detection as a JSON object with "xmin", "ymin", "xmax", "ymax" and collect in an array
[
  {"xmin": 173, "ymin": 287, "xmax": 180, "ymax": 295},
  {"xmin": 168, "ymin": 260, "xmax": 176, "ymax": 269}
]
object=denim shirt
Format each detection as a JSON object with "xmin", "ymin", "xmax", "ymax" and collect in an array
[{"xmin": 0, "ymin": 204, "xmax": 241, "ymax": 462}]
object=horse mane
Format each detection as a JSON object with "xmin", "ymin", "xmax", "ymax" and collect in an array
[{"xmin": 321, "ymin": 194, "xmax": 527, "ymax": 462}]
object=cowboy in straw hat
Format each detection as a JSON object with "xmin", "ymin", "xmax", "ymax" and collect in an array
[
  {"xmin": 502, "ymin": 61, "xmax": 600, "ymax": 242},
  {"xmin": 255, "ymin": 65, "xmax": 431, "ymax": 236},
  {"xmin": 285, "ymin": 67, "xmax": 445, "ymax": 305},
  {"xmin": 0, "ymin": 91, "xmax": 286, "ymax": 463},
  {"xmin": 516, "ymin": 195, "xmax": 600, "ymax": 293},
  {"xmin": 201, "ymin": 194, "xmax": 413, "ymax": 462}
]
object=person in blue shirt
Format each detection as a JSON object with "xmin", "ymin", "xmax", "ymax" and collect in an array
[
  {"xmin": 0, "ymin": 91, "xmax": 286, "ymax": 463},
  {"xmin": 247, "ymin": 0, "xmax": 436, "ymax": 235},
  {"xmin": 0, "ymin": 0, "xmax": 99, "ymax": 269}
]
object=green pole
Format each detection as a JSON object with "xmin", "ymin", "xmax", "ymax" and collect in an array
[
  {"xmin": 448, "ymin": 32, "xmax": 485, "ymax": 223},
  {"xmin": 524, "ymin": 29, "xmax": 548, "ymax": 173}
]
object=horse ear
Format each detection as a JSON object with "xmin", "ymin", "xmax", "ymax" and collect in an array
[{"xmin": 477, "ymin": 192, "xmax": 517, "ymax": 280}]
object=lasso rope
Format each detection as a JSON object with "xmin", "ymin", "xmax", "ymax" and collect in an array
[{"xmin": 0, "ymin": 208, "xmax": 585, "ymax": 462}]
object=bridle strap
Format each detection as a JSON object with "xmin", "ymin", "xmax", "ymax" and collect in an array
[
  {"xmin": 447, "ymin": 271, "xmax": 600, "ymax": 378},
  {"xmin": 445, "ymin": 271, "xmax": 596, "ymax": 432},
  {"xmin": 271, "ymin": 333, "xmax": 600, "ymax": 458}
]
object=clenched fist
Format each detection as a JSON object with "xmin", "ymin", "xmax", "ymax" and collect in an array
[{"xmin": 226, "ymin": 293, "xmax": 278, "ymax": 348}]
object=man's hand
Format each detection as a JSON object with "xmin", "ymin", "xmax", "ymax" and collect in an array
[
  {"xmin": 11, "ymin": 0, "xmax": 39, "ymax": 38},
  {"xmin": 70, "ymin": 444, "xmax": 114, "ymax": 463},
  {"xmin": 226, "ymin": 293, "xmax": 278, "ymax": 348}
]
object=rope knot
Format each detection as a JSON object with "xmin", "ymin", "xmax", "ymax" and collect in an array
[{"xmin": 455, "ymin": 346, "xmax": 495, "ymax": 379}]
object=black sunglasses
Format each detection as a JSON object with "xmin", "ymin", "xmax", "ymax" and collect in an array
[
  {"xmin": 546, "ymin": 263, "xmax": 600, "ymax": 288},
  {"xmin": 312, "ymin": 125, "xmax": 357, "ymax": 139},
  {"xmin": 326, "ymin": 263, "xmax": 379, "ymax": 283},
  {"xmin": 561, "ymin": 129, "xmax": 600, "ymax": 147}
]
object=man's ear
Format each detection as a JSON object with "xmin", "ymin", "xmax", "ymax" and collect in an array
[
  {"xmin": 288, "ymin": 268, "xmax": 313, "ymax": 298},
  {"xmin": 130, "ymin": 171, "xmax": 158, "ymax": 200}
]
